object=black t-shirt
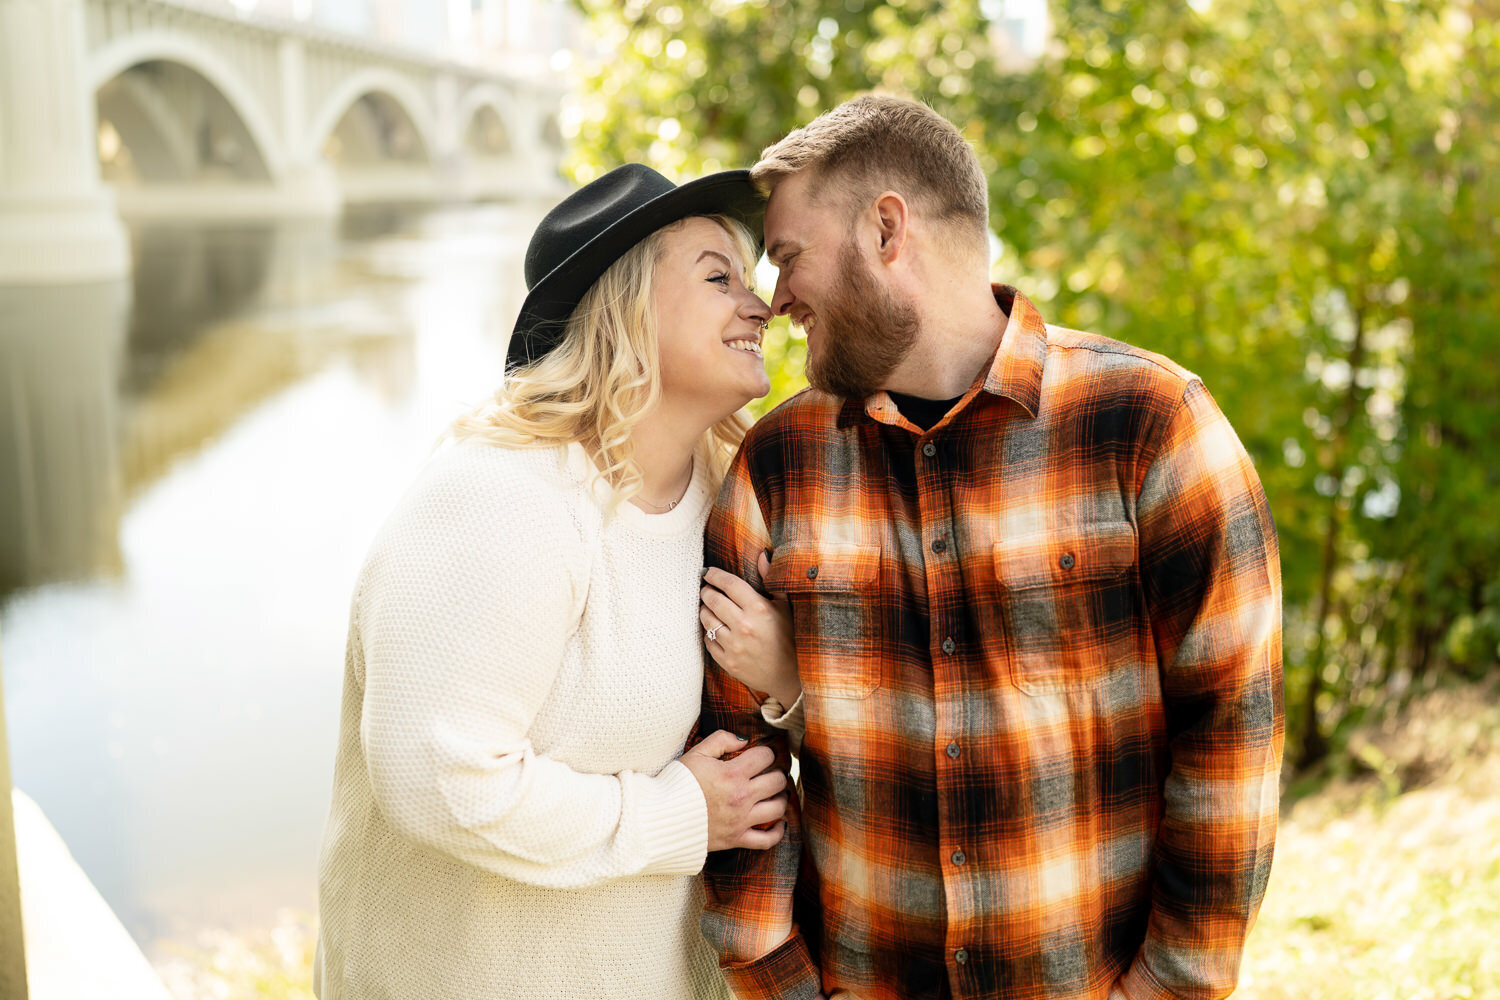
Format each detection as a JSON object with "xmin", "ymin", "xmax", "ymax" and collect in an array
[{"xmin": 887, "ymin": 390, "xmax": 964, "ymax": 432}]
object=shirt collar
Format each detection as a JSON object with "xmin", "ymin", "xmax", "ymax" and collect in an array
[
  {"xmin": 835, "ymin": 284, "xmax": 1047, "ymax": 429},
  {"xmin": 980, "ymin": 284, "xmax": 1046, "ymax": 419}
]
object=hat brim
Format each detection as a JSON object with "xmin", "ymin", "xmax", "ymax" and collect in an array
[{"xmin": 507, "ymin": 170, "xmax": 766, "ymax": 369}]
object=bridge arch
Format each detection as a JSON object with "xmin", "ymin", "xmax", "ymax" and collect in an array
[
  {"xmin": 88, "ymin": 31, "xmax": 286, "ymax": 180},
  {"xmin": 454, "ymin": 83, "xmax": 526, "ymax": 158},
  {"xmin": 305, "ymin": 68, "xmax": 439, "ymax": 165},
  {"xmin": 539, "ymin": 110, "xmax": 565, "ymax": 152}
]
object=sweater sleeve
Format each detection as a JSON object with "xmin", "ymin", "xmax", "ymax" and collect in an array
[{"xmin": 356, "ymin": 445, "xmax": 709, "ymax": 889}]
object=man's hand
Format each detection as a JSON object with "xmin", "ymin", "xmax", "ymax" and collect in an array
[{"xmin": 680, "ymin": 730, "xmax": 789, "ymax": 851}]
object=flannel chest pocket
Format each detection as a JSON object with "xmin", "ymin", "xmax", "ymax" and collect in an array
[
  {"xmin": 992, "ymin": 523, "xmax": 1138, "ymax": 694},
  {"xmin": 766, "ymin": 540, "xmax": 882, "ymax": 699}
]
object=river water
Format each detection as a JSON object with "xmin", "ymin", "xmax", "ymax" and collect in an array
[{"xmin": 0, "ymin": 200, "xmax": 550, "ymax": 955}]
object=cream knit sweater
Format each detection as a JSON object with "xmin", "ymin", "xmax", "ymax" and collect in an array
[{"xmin": 314, "ymin": 438, "xmax": 733, "ymax": 1000}]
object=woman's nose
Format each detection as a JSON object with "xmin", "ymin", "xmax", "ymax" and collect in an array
[{"xmin": 740, "ymin": 288, "xmax": 772, "ymax": 325}]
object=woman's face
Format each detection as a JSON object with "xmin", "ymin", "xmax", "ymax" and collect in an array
[{"xmin": 653, "ymin": 217, "xmax": 772, "ymax": 420}]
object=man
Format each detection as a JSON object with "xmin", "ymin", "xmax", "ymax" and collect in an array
[{"xmin": 698, "ymin": 95, "xmax": 1283, "ymax": 1000}]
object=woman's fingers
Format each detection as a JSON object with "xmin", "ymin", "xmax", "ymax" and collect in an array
[
  {"xmin": 747, "ymin": 765, "xmax": 788, "ymax": 797},
  {"xmin": 747, "ymin": 793, "xmax": 788, "ymax": 830},
  {"xmin": 699, "ymin": 583, "xmax": 745, "ymax": 631},
  {"xmin": 699, "ymin": 605, "xmax": 724, "ymax": 637},
  {"xmin": 729, "ymin": 744, "xmax": 777, "ymax": 775},
  {"xmin": 702, "ymin": 567, "xmax": 772, "ymax": 617},
  {"xmin": 736, "ymin": 819, "xmax": 786, "ymax": 851},
  {"xmin": 689, "ymin": 729, "xmax": 749, "ymax": 759},
  {"xmin": 701, "ymin": 579, "xmax": 777, "ymax": 649}
]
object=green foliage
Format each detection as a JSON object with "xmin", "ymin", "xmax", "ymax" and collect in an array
[
  {"xmin": 157, "ymin": 911, "xmax": 317, "ymax": 1000},
  {"xmin": 750, "ymin": 316, "xmax": 808, "ymax": 419},
  {"xmin": 1237, "ymin": 680, "xmax": 1500, "ymax": 998},
  {"xmin": 566, "ymin": 0, "xmax": 1001, "ymax": 183},
  {"xmin": 567, "ymin": 0, "xmax": 1500, "ymax": 767}
]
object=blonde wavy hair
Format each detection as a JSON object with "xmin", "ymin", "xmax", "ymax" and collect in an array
[{"xmin": 452, "ymin": 213, "xmax": 759, "ymax": 511}]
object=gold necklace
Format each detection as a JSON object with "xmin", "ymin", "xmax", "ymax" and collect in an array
[{"xmin": 637, "ymin": 459, "xmax": 694, "ymax": 512}]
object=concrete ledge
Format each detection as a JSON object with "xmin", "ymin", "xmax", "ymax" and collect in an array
[{"xmin": 13, "ymin": 788, "xmax": 172, "ymax": 1000}]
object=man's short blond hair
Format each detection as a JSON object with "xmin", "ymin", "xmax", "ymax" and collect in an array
[{"xmin": 751, "ymin": 95, "xmax": 989, "ymax": 250}]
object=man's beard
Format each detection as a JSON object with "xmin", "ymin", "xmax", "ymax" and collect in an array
[{"xmin": 804, "ymin": 238, "xmax": 920, "ymax": 400}]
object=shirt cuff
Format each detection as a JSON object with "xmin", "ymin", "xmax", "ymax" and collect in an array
[
  {"xmin": 720, "ymin": 926, "xmax": 821, "ymax": 1000},
  {"xmin": 1116, "ymin": 956, "xmax": 1180, "ymax": 1000}
]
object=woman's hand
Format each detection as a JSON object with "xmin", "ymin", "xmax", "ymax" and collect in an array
[
  {"xmin": 680, "ymin": 730, "xmax": 788, "ymax": 852},
  {"xmin": 700, "ymin": 552, "xmax": 801, "ymax": 709}
]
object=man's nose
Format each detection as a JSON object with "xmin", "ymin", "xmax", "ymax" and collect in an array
[{"xmin": 770, "ymin": 273, "xmax": 793, "ymax": 316}]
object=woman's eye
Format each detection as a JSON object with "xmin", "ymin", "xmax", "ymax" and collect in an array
[{"xmin": 708, "ymin": 272, "xmax": 731, "ymax": 287}]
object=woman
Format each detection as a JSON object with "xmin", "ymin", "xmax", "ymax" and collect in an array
[{"xmin": 314, "ymin": 164, "xmax": 795, "ymax": 1000}]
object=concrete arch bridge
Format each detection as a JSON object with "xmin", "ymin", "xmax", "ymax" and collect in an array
[{"xmin": 1, "ymin": 0, "xmax": 571, "ymax": 283}]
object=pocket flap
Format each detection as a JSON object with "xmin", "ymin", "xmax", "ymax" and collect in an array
[
  {"xmin": 765, "ymin": 540, "xmax": 880, "ymax": 592},
  {"xmin": 992, "ymin": 523, "xmax": 1136, "ymax": 591}
]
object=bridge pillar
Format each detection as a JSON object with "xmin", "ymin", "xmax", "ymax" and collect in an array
[
  {"xmin": 276, "ymin": 35, "xmax": 343, "ymax": 216},
  {"xmin": 0, "ymin": 0, "xmax": 131, "ymax": 284}
]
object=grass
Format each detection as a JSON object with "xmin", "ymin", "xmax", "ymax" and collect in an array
[
  {"xmin": 154, "ymin": 909, "xmax": 317, "ymax": 1000},
  {"xmin": 155, "ymin": 682, "xmax": 1500, "ymax": 999},
  {"xmin": 1237, "ymin": 680, "xmax": 1500, "ymax": 999}
]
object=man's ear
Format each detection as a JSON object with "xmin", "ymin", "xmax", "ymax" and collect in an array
[{"xmin": 873, "ymin": 191, "xmax": 909, "ymax": 263}]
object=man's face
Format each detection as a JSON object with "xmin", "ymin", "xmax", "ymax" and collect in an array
[{"xmin": 764, "ymin": 171, "xmax": 919, "ymax": 400}]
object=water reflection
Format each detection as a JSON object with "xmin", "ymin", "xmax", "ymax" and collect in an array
[
  {"xmin": 0, "ymin": 200, "xmax": 545, "ymax": 954},
  {"xmin": 0, "ymin": 280, "xmax": 130, "ymax": 594}
]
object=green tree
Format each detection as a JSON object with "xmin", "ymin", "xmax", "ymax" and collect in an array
[{"xmin": 566, "ymin": 0, "xmax": 1500, "ymax": 770}]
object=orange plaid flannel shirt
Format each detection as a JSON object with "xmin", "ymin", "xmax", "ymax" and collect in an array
[{"xmin": 699, "ymin": 287, "xmax": 1283, "ymax": 1000}]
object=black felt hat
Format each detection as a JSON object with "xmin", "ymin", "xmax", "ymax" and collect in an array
[{"xmin": 507, "ymin": 163, "xmax": 766, "ymax": 368}]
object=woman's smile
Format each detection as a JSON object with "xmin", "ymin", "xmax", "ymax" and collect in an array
[{"xmin": 724, "ymin": 337, "xmax": 763, "ymax": 356}]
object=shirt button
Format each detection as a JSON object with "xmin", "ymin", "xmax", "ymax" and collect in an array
[
  {"xmin": 1059, "ymin": 553, "xmax": 1075, "ymax": 570},
  {"xmin": 931, "ymin": 537, "xmax": 947, "ymax": 554},
  {"xmin": 946, "ymin": 742, "xmax": 961, "ymax": 759},
  {"xmin": 806, "ymin": 565, "xmax": 819, "ymax": 580},
  {"xmin": 954, "ymin": 948, "xmax": 969, "ymax": 964},
  {"xmin": 941, "ymin": 636, "xmax": 956, "ymax": 655},
  {"xmin": 951, "ymin": 850, "xmax": 966, "ymax": 866},
  {"xmin": 922, "ymin": 442, "xmax": 937, "ymax": 458}
]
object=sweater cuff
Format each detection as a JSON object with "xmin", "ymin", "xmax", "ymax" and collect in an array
[
  {"xmin": 721, "ymin": 927, "xmax": 821, "ymax": 1000},
  {"xmin": 760, "ymin": 691, "xmax": 804, "ymax": 730},
  {"xmin": 760, "ymin": 692, "xmax": 805, "ymax": 756},
  {"xmin": 627, "ymin": 759, "xmax": 709, "ymax": 876}
]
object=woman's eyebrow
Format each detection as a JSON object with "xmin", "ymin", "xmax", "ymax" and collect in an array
[{"xmin": 696, "ymin": 250, "xmax": 734, "ymax": 268}]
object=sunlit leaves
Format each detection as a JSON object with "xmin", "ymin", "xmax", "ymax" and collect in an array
[{"xmin": 568, "ymin": 0, "xmax": 1500, "ymax": 765}]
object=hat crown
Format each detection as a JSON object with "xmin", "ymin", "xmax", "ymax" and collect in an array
[
  {"xmin": 524, "ymin": 164, "xmax": 676, "ymax": 290},
  {"xmin": 508, "ymin": 164, "xmax": 762, "ymax": 369}
]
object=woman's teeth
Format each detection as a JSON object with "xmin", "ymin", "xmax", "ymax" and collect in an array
[{"xmin": 725, "ymin": 340, "xmax": 763, "ymax": 355}]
